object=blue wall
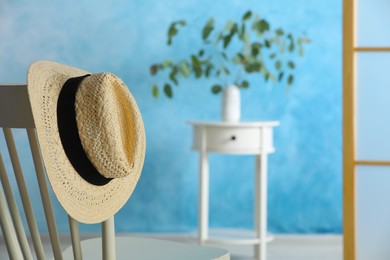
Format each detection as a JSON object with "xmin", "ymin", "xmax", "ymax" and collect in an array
[{"xmin": 0, "ymin": 0, "xmax": 342, "ymax": 233}]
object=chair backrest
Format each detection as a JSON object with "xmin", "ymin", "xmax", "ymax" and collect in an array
[{"xmin": 0, "ymin": 84, "xmax": 115, "ymax": 260}]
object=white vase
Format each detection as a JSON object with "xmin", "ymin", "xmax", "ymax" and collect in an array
[{"xmin": 222, "ymin": 85, "xmax": 240, "ymax": 122}]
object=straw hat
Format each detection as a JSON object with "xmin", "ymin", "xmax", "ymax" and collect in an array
[{"xmin": 27, "ymin": 61, "xmax": 146, "ymax": 224}]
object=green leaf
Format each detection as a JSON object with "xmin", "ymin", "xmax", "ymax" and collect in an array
[
  {"xmin": 194, "ymin": 68, "xmax": 202, "ymax": 78},
  {"xmin": 211, "ymin": 84, "xmax": 223, "ymax": 94},
  {"xmin": 164, "ymin": 84, "xmax": 173, "ymax": 98},
  {"xmin": 202, "ymin": 18, "xmax": 214, "ymax": 40},
  {"xmin": 198, "ymin": 49, "xmax": 204, "ymax": 57},
  {"xmin": 216, "ymin": 32, "xmax": 223, "ymax": 43},
  {"xmin": 167, "ymin": 20, "xmax": 187, "ymax": 45},
  {"xmin": 191, "ymin": 55, "xmax": 202, "ymax": 78},
  {"xmin": 191, "ymin": 55, "xmax": 200, "ymax": 66},
  {"xmin": 205, "ymin": 17, "xmax": 214, "ymax": 27},
  {"xmin": 264, "ymin": 39, "xmax": 271, "ymax": 48},
  {"xmin": 152, "ymin": 84, "xmax": 159, "ymax": 98},
  {"xmin": 222, "ymin": 66, "xmax": 230, "ymax": 75},
  {"xmin": 223, "ymin": 35, "xmax": 232, "ymax": 48},
  {"xmin": 269, "ymin": 53, "xmax": 276, "ymax": 59},
  {"xmin": 243, "ymin": 11, "xmax": 252, "ymax": 20},
  {"xmin": 276, "ymin": 28, "xmax": 284, "ymax": 36},
  {"xmin": 205, "ymin": 64, "xmax": 213, "ymax": 77},
  {"xmin": 288, "ymin": 34, "xmax": 295, "ymax": 52},
  {"xmin": 224, "ymin": 20, "xmax": 234, "ymax": 32},
  {"xmin": 251, "ymin": 43, "xmax": 262, "ymax": 56},
  {"xmin": 169, "ymin": 66, "xmax": 178, "ymax": 85},
  {"xmin": 176, "ymin": 20, "xmax": 186, "ymax": 26},
  {"xmin": 278, "ymin": 72, "xmax": 284, "ymax": 82},
  {"xmin": 255, "ymin": 19, "xmax": 270, "ymax": 34},
  {"xmin": 289, "ymin": 42, "xmax": 295, "ymax": 52},
  {"xmin": 180, "ymin": 61, "xmax": 191, "ymax": 77},
  {"xmin": 265, "ymin": 72, "xmax": 270, "ymax": 82},
  {"xmin": 150, "ymin": 64, "xmax": 158, "ymax": 75},
  {"xmin": 168, "ymin": 25, "xmax": 178, "ymax": 37},
  {"xmin": 288, "ymin": 61, "xmax": 295, "ymax": 69},
  {"xmin": 245, "ymin": 61, "xmax": 262, "ymax": 73},
  {"xmin": 241, "ymin": 80, "xmax": 249, "ymax": 89},
  {"xmin": 275, "ymin": 60, "xmax": 282, "ymax": 70},
  {"xmin": 167, "ymin": 25, "xmax": 178, "ymax": 45},
  {"xmin": 254, "ymin": 61, "xmax": 262, "ymax": 71},
  {"xmin": 287, "ymin": 75, "xmax": 294, "ymax": 85},
  {"xmin": 222, "ymin": 23, "xmax": 238, "ymax": 47},
  {"xmin": 162, "ymin": 59, "xmax": 172, "ymax": 68},
  {"xmin": 221, "ymin": 52, "xmax": 228, "ymax": 60},
  {"xmin": 230, "ymin": 23, "xmax": 238, "ymax": 35},
  {"xmin": 260, "ymin": 19, "xmax": 270, "ymax": 31}
]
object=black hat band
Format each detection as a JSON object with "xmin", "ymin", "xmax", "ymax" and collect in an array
[{"xmin": 57, "ymin": 75, "xmax": 112, "ymax": 186}]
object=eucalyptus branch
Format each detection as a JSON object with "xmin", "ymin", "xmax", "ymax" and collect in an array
[{"xmin": 149, "ymin": 10, "xmax": 309, "ymax": 98}]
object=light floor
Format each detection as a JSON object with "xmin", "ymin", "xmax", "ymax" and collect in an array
[
  {"xmin": 0, "ymin": 230, "xmax": 342, "ymax": 260},
  {"xmin": 152, "ymin": 230, "xmax": 342, "ymax": 260}
]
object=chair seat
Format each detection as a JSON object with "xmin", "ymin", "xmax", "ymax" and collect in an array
[{"xmin": 61, "ymin": 236, "xmax": 230, "ymax": 260}]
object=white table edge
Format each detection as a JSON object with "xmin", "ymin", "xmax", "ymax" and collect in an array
[{"xmin": 187, "ymin": 120, "xmax": 280, "ymax": 127}]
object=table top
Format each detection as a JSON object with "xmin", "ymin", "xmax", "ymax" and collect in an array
[{"xmin": 187, "ymin": 120, "xmax": 280, "ymax": 127}]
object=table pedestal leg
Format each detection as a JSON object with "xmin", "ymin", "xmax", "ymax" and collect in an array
[
  {"xmin": 199, "ymin": 128, "xmax": 209, "ymax": 245},
  {"xmin": 254, "ymin": 153, "xmax": 267, "ymax": 260}
]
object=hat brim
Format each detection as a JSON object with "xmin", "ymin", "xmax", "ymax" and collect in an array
[{"xmin": 27, "ymin": 61, "xmax": 145, "ymax": 224}]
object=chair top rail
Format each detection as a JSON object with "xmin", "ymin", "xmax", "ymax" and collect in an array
[{"xmin": 0, "ymin": 84, "xmax": 35, "ymax": 128}]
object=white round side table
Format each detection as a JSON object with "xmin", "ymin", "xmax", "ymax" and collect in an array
[{"xmin": 188, "ymin": 120, "xmax": 280, "ymax": 260}]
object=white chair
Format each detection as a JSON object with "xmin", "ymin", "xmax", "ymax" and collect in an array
[{"xmin": 0, "ymin": 84, "xmax": 230, "ymax": 260}]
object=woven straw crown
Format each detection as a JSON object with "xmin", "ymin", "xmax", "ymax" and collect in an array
[{"xmin": 76, "ymin": 73, "xmax": 137, "ymax": 179}]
